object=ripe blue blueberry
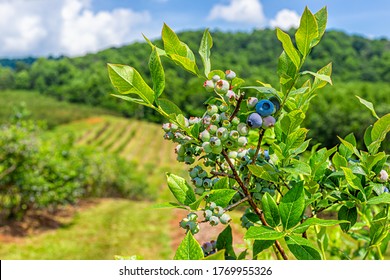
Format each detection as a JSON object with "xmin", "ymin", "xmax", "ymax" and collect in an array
[
  {"xmin": 202, "ymin": 242, "xmax": 213, "ymax": 254},
  {"xmin": 264, "ymin": 150, "xmax": 270, "ymax": 161},
  {"xmin": 247, "ymin": 113, "xmax": 263, "ymax": 128},
  {"xmin": 225, "ymin": 70, "xmax": 236, "ymax": 80},
  {"xmin": 255, "ymin": 99, "xmax": 275, "ymax": 117},
  {"xmin": 262, "ymin": 116, "xmax": 276, "ymax": 129},
  {"xmin": 384, "ymin": 187, "xmax": 389, "ymax": 193}
]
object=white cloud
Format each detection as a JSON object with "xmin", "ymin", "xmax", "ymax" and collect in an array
[
  {"xmin": 0, "ymin": 0, "xmax": 151, "ymax": 57},
  {"xmin": 208, "ymin": 0, "xmax": 266, "ymax": 27},
  {"xmin": 269, "ymin": 9, "xmax": 300, "ymax": 30}
]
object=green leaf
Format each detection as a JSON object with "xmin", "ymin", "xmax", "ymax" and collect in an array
[
  {"xmin": 149, "ymin": 47, "xmax": 165, "ymax": 98},
  {"xmin": 199, "ymin": 28, "xmax": 213, "ymax": 77},
  {"xmin": 281, "ymin": 159, "xmax": 311, "ymax": 176},
  {"xmin": 162, "ymin": 23, "xmax": 187, "ymax": 57},
  {"xmin": 107, "ymin": 63, "xmax": 154, "ymax": 104},
  {"xmin": 280, "ymin": 110, "xmax": 306, "ymax": 136},
  {"xmin": 311, "ymin": 7, "xmax": 328, "ymax": 47},
  {"xmin": 295, "ymin": 7, "xmax": 319, "ymax": 57},
  {"xmin": 356, "ymin": 96, "xmax": 379, "ymax": 120},
  {"xmin": 174, "ymin": 231, "xmax": 204, "ymax": 260},
  {"xmin": 261, "ymin": 193, "xmax": 281, "ymax": 227},
  {"xmin": 338, "ymin": 205, "xmax": 357, "ymax": 232},
  {"xmin": 248, "ymin": 164, "xmax": 278, "ymax": 183},
  {"xmin": 341, "ymin": 167, "xmax": 365, "ymax": 197},
  {"xmin": 367, "ymin": 193, "xmax": 390, "ymax": 205},
  {"xmin": 151, "ymin": 202, "xmax": 188, "ymax": 210},
  {"xmin": 216, "ymin": 225, "xmax": 236, "ymax": 259},
  {"xmin": 312, "ymin": 63, "xmax": 332, "ymax": 90},
  {"xmin": 245, "ymin": 226, "xmax": 285, "ymax": 240},
  {"xmin": 369, "ymin": 113, "xmax": 390, "ymax": 154},
  {"xmin": 276, "ymin": 28, "xmax": 301, "ymax": 69},
  {"xmin": 212, "ymin": 177, "xmax": 229, "ymax": 189},
  {"xmin": 302, "ymin": 70, "xmax": 332, "ymax": 85},
  {"xmin": 170, "ymin": 54, "xmax": 200, "ymax": 75},
  {"xmin": 142, "ymin": 33, "xmax": 166, "ymax": 56},
  {"xmin": 279, "ymin": 183, "xmax": 305, "ymax": 230},
  {"xmin": 253, "ymin": 240, "xmax": 274, "ymax": 258},
  {"xmin": 285, "ymin": 235, "xmax": 322, "ymax": 260},
  {"xmin": 207, "ymin": 70, "xmax": 225, "ymax": 80},
  {"xmin": 111, "ymin": 94, "xmax": 149, "ymax": 106},
  {"xmin": 206, "ymin": 189, "xmax": 237, "ymax": 208},
  {"xmin": 364, "ymin": 125, "xmax": 373, "ymax": 149},
  {"xmin": 293, "ymin": 218, "xmax": 350, "ymax": 234},
  {"xmin": 166, "ymin": 173, "xmax": 196, "ymax": 206},
  {"xmin": 285, "ymin": 128, "xmax": 308, "ymax": 151},
  {"xmin": 332, "ymin": 152, "xmax": 348, "ymax": 170},
  {"xmin": 158, "ymin": 98, "xmax": 183, "ymax": 118},
  {"xmin": 370, "ymin": 209, "xmax": 388, "ymax": 246}
]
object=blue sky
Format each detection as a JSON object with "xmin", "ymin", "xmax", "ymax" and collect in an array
[{"xmin": 0, "ymin": 0, "xmax": 389, "ymax": 58}]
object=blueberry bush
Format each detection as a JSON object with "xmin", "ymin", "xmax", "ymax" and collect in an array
[{"xmin": 108, "ymin": 7, "xmax": 390, "ymax": 260}]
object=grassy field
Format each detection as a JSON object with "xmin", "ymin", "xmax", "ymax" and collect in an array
[
  {"xmin": 0, "ymin": 90, "xmax": 117, "ymax": 127},
  {"xmin": 0, "ymin": 199, "xmax": 174, "ymax": 259}
]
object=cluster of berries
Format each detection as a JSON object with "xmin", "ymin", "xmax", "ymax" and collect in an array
[
  {"xmin": 179, "ymin": 212, "xmax": 200, "ymax": 235},
  {"xmin": 201, "ymin": 240, "xmax": 217, "ymax": 257},
  {"xmin": 240, "ymin": 208, "xmax": 257, "ymax": 229},
  {"xmin": 189, "ymin": 165, "xmax": 219, "ymax": 195},
  {"xmin": 204, "ymin": 202, "xmax": 231, "ymax": 226},
  {"xmin": 246, "ymin": 97, "xmax": 279, "ymax": 129}
]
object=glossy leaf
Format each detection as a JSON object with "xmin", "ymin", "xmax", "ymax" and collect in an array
[
  {"xmin": 217, "ymin": 225, "xmax": 236, "ymax": 259},
  {"xmin": 356, "ymin": 95, "xmax": 379, "ymax": 120},
  {"xmin": 311, "ymin": 7, "xmax": 328, "ymax": 47},
  {"xmin": 199, "ymin": 28, "xmax": 213, "ymax": 77},
  {"xmin": 253, "ymin": 240, "xmax": 275, "ymax": 258},
  {"xmin": 245, "ymin": 226, "xmax": 285, "ymax": 240},
  {"xmin": 206, "ymin": 189, "xmax": 237, "ymax": 208},
  {"xmin": 149, "ymin": 47, "xmax": 165, "ymax": 98},
  {"xmin": 276, "ymin": 28, "xmax": 301, "ymax": 69},
  {"xmin": 279, "ymin": 184, "xmax": 305, "ymax": 230},
  {"xmin": 338, "ymin": 205, "xmax": 357, "ymax": 232},
  {"xmin": 174, "ymin": 231, "xmax": 204, "ymax": 260},
  {"xmin": 295, "ymin": 7, "xmax": 319, "ymax": 57},
  {"xmin": 293, "ymin": 218, "xmax": 350, "ymax": 234},
  {"xmin": 285, "ymin": 235, "xmax": 322, "ymax": 260},
  {"xmin": 166, "ymin": 173, "xmax": 196, "ymax": 206},
  {"xmin": 261, "ymin": 193, "xmax": 281, "ymax": 227}
]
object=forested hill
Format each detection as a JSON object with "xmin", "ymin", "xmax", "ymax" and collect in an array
[{"xmin": 0, "ymin": 28, "xmax": 389, "ymax": 148}]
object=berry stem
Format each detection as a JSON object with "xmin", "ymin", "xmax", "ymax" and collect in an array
[
  {"xmin": 221, "ymin": 149, "xmax": 288, "ymax": 260},
  {"xmin": 229, "ymin": 91, "xmax": 244, "ymax": 122},
  {"xmin": 224, "ymin": 196, "xmax": 249, "ymax": 212}
]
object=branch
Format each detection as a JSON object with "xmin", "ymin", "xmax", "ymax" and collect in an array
[
  {"xmin": 224, "ymin": 196, "xmax": 249, "ymax": 211},
  {"xmin": 210, "ymin": 170, "xmax": 235, "ymax": 179},
  {"xmin": 221, "ymin": 149, "xmax": 288, "ymax": 260}
]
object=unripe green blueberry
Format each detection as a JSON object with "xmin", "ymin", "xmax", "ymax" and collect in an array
[
  {"xmin": 203, "ymin": 80, "xmax": 215, "ymax": 92},
  {"xmin": 228, "ymin": 151, "xmax": 238, "ymax": 159},
  {"xmin": 203, "ymin": 178, "xmax": 213, "ymax": 188},
  {"xmin": 204, "ymin": 209, "xmax": 213, "ymax": 220},
  {"xmin": 184, "ymin": 156, "xmax": 195, "ymax": 165},
  {"xmin": 208, "ymin": 124, "xmax": 218, "ymax": 135},
  {"xmin": 262, "ymin": 116, "xmax": 276, "ymax": 129},
  {"xmin": 247, "ymin": 148, "xmax": 256, "ymax": 158},
  {"xmin": 214, "ymin": 206, "xmax": 224, "ymax": 217},
  {"xmin": 176, "ymin": 155, "xmax": 185, "ymax": 162},
  {"xmin": 210, "ymin": 137, "xmax": 221, "ymax": 147},
  {"xmin": 207, "ymin": 104, "xmax": 219, "ymax": 115},
  {"xmin": 202, "ymin": 142, "xmax": 213, "ymax": 153},
  {"xmin": 220, "ymin": 112, "xmax": 229, "ymax": 121},
  {"xmin": 198, "ymin": 169, "xmax": 208, "ymax": 179},
  {"xmin": 231, "ymin": 116, "xmax": 240, "ymax": 126},
  {"xmin": 215, "ymin": 79, "xmax": 230, "ymax": 94},
  {"xmin": 219, "ymin": 213, "xmax": 232, "ymax": 224},
  {"xmin": 186, "ymin": 220, "xmax": 197, "ymax": 231},
  {"xmin": 237, "ymin": 123, "xmax": 249, "ymax": 136},
  {"xmin": 225, "ymin": 140, "xmax": 236, "ymax": 149},
  {"xmin": 237, "ymin": 149, "xmax": 248, "ymax": 159},
  {"xmin": 164, "ymin": 131, "xmax": 174, "ymax": 140},
  {"xmin": 225, "ymin": 70, "xmax": 236, "ymax": 81},
  {"xmin": 192, "ymin": 177, "xmax": 203, "ymax": 187},
  {"xmin": 162, "ymin": 123, "xmax": 171, "ymax": 132},
  {"xmin": 225, "ymin": 90, "xmax": 236, "ymax": 103},
  {"xmin": 216, "ymin": 127, "xmax": 228, "ymax": 141},
  {"xmin": 191, "ymin": 224, "xmax": 200, "ymax": 234},
  {"xmin": 247, "ymin": 97, "xmax": 258, "ymax": 109},
  {"xmin": 179, "ymin": 218, "xmax": 189, "ymax": 229},
  {"xmin": 185, "ymin": 147, "xmax": 195, "ymax": 156},
  {"xmin": 222, "ymin": 119, "xmax": 231, "ymax": 128},
  {"xmin": 253, "ymin": 192, "xmax": 262, "ymax": 201},
  {"xmin": 209, "ymin": 202, "xmax": 217, "ymax": 210},
  {"xmin": 187, "ymin": 212, "xmax": 198, "ymax": 221},
  {"xmin": 212, "ymin": 145, "xmax": 223, "ymax": 154},
  {"xmin": 247, "ymin": 113, "xmax": 263, "ymax": 128},
  {"xmin": 199, "ymin": 129, "xmax": 211, "ymax": 142},
  {"xmin": 195, "ymin": 187, "xmax": 205, "ymax": 195},
  {"xmin": 175, "ymin": 144, "xmax": 185, "ymax": 156},
  {"xmin": 211, "ymin": 113, "xmax": 221, "ymax": 124},
  {"xmin": 212, "ymin": 75, "xmax": 221, "ymax": 82},
  {"xmin": 255, "ymin": 99, "xmax": 275, "ymax": 117},
  {"xmin": 209, "ymin": 216, "xmax": 219, "ymax": 226},
  {"xmin": 229, "ymin": 130, "xmax": 239, "ymax": 141},
  {"xmin": 379, "ymin": 170, "xmax": 389, "ymax": 182},
  {"xmin": 189, "ymin": 167, "xmax": 199, "ymax": 178},
  {"xmin": 237, "ymin": 136, "xmax": 248, "ymax": 147},
  {"xmin": 219, "ymin": 104, "xmax": 229, "ymax": 112}
]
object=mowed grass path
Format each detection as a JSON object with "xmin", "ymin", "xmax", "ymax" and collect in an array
[{"xmin": 0, "ymin": 199, "xmax": 174, "ymax": 260}]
